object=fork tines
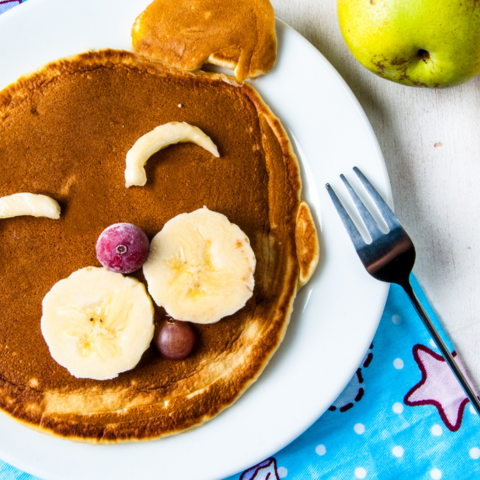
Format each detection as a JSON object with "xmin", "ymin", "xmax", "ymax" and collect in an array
[{"xmin": 326, "ymin": 167, "xmax": 399, "ymax": 247}]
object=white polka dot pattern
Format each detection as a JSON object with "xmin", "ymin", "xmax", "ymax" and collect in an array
[
  {"xmin": 470, "ymin": 448, "xmax": 480, "ymax": 460},
  {"xmin": 392, "ymin": 446, "xmax": 404, "ymax": 458},
  {"xmin": 392, "ymin": 315, "xmax": 401, "ymax": 324},
  {"xmin": 354, "ymin": 423, "xmax": 365, "ymax": 435},
  {"xmin": 393, "ymin": 358, "xmax": 404, "ymax": 369},
  {"xmin": 315, "ymin": 445, "xmax": 326, "ymax": 456},
  {"xmin": 430, "ymin": 468, "xmax": 442, "ymax": 479},
  {"xmin": 277, "ymin": 467, "xmax": 288, "ymax": 478},
  {"xmin": 392, "ymin": 402, "xmax": 404, "ymax": 414},
  {"xmin": 355, "ymin": 467, "xmax": 367, "ymax": 479}
]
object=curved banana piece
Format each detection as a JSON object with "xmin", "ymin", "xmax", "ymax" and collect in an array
[
  {"xmin": 125, "ymin": 122, "xmax": 220, "ymax": 187},
  {"xmin": 0, "ymin": 193, "xmax": 61, "ymax": 220}
]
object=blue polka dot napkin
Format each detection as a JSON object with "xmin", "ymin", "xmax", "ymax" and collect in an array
[
  {"xmin": 1, "ymin": 2, "xmax": 479, "ymax": 479},
  {"xmin": 225, "ymin": 275, "xmax": 480, "ymax": 480}
]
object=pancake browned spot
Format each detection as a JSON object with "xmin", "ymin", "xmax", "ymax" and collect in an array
[
  {"xmin": 0, "ymin": 50, "xmax": 317, "ymax": 443},
  {"xmin": 131, "ymin": 0, "xmax": 277, "ymax": 81}
]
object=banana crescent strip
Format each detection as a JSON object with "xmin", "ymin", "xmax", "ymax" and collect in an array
[
  {"xmin": 0, "ymin": 193, "xmax": 61, "ymax": 219},
  {"xmin": 125, "ymin": 122, "xmax": 220, "ymax": 187}
]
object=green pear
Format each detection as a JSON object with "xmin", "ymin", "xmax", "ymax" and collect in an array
[{"xmin": 337, "ymin": 0, "xmax": 480, "ymax": 87}]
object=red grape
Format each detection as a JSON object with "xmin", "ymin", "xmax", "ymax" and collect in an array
[
  {"xmin": 154, "ymin": 319, "xmax": 196, "ymax": 360},
  {"xmin": 96, "ymin": 223, "xmax": 149, "ymax": 274}
]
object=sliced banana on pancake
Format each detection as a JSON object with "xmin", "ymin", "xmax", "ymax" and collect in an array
[
  {"xmin": 0, "ymin": 193, "xmax": 60, "ymax": 219},
  {"xmin": 125, "ymin": 122, "xmax": 219, "ymax": 187},
  {"xmin": 41, "ymin": 267, "xmax": 154, "ymax": 381},
  {"xmin": 143, "ymin": 207, "xmax": 255, "ymax": 324}
]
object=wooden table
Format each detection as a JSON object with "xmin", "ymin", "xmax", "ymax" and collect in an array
[{"xmin": 272, "ymin": 0, "xmax": 480, "ymax": 388}]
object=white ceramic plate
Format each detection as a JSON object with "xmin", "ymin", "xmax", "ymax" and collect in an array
[{"xmin": 0, "ymin": 1, "xmax": 391, "ymax": 479}]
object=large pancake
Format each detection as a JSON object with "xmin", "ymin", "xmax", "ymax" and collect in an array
[{"xmin": 0, "ymin": 50, "xmax": 312, "ymax": 442}]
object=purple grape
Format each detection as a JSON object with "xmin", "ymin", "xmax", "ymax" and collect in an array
[
  {"xmin": 154, "ymin": 319, "xmax": 196, "ymax": 360},
  {"xmin": 96, "ymin": 223, "xmax": 149, "ymax": 274}
]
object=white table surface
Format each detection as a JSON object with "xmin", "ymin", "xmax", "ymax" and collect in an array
[{"xmin": 271, "ymin": 0, "xmax": 480, "ymax": 389}]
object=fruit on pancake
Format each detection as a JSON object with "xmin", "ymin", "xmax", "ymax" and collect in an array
[
  {"xmin": 125, "ymin": 122, "xmax": 219, "ymax": 187},
  {"xmin": 154, "ymin": 318, "xmax": 196, "ymax": 360},
  {"xmin": 0, "ymin": 193, "xmax": 60, "ymax": 219},
  {"xmin": 143, "ymin": 207, "xmax": 255, "ymax": 324},
  {"xmin": 41, "ymin": 267, "xmax": 154, "ymax": 381},
  {"xmin": 131, "ymin": 0, "xmax": 277, "ymax": 81},
  {"xmin": 338, "ymin": 0, "xmax": 480, "ymax": 88},
  {"xmin": 96, "ymin": 223, "xmax": 150, "ymax": 274}
]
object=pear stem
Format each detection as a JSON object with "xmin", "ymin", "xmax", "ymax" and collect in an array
[{"xmin": 418, "ymin": 49, "xmax": 430, "ymax": 63}]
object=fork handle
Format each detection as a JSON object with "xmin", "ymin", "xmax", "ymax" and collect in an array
[{"xmin": 402, "ymin": 282, "xmax": 480, "ymax": 416}]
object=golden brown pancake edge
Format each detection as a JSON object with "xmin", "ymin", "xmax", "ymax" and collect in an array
[{"xmin": 0, "ymin": 49, "xmax": 316, "ymax": 443}]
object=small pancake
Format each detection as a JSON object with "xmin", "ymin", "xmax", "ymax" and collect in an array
[
  {"xmin": 131, "ymin": 0, "xmax": 277, "ymax": 81},
  {"xmin": 296, "ymin": 202, "xmax": 320, "ymax": 287},
  {"xmin": 0, "ymin": 50, "xmax": 317, "ymax": 442}
]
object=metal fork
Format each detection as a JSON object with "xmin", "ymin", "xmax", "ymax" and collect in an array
[{"xmin": 326, "ymin": 167, "xmax": 480, "ymax": 415}]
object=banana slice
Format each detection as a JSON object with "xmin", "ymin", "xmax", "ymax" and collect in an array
[
  {"xmin": 41, "ymin": 267, "xmax": 154, "ymax": 380},
  {"xmin": 125, "ymin": 122, "xmax": 220, "ymax": 187},
  {"xmin": 143, "ymin": 207, "xmax": 256, "ymax": 324},
  {"xmin": 0, "ymin": 193, "xmax": 60, "ymax": 219}
]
